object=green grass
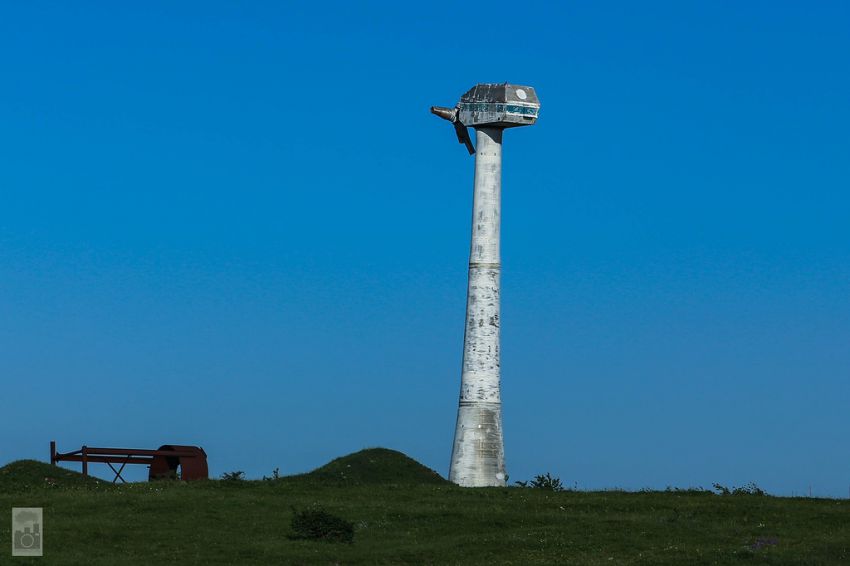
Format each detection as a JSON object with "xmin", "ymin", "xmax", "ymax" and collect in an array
[{"xmin": 1, "ymin": 449, "xmax": 849, "ymax": 564}]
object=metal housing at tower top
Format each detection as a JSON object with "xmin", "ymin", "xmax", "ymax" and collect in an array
[{"xmin": 457, "ymin": 83, "xmax": 540, "ymax": 128}]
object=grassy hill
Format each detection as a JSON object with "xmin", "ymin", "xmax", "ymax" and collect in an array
[
  {"xmin": 1, "ymin": 449, "xmax": 848, "ymax": 564},
  {"xmin": 0, "ymin": 459, "xmax": 109, "ymax": 491},
  {"xmin": 300, "ymin": 447, "xmax": 448, "ymax": 485}
]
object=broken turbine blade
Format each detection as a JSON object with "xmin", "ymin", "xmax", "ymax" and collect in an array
[{"xmin": 454, "ymin": 122, "xmax": 475, "ymax": 154}]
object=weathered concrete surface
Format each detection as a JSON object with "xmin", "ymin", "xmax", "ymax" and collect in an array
[{"xmin": 449, "ymin": 127, "xmax": 506, "ymax": 487}]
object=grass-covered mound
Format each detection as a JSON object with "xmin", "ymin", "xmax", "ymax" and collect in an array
[
  {"xmin": 304, "ymin": 448, "xmax": 448, "ymax": 485},
  {"xmin": 0, "ymin": 459, "xmax": 108, "ymax": 490}
]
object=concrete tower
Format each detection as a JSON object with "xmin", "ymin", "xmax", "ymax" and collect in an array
[{"xmin": 432, "ymin": 83, "xmax": 540, "ymax": 487}]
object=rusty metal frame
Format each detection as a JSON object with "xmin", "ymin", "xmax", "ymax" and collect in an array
[{"xmin": 50, "ymin": 441, "xmax": 208, "ymax": 482}]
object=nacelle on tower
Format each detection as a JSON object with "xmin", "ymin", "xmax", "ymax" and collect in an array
[
  {"xmin": 431, "ymin": 83, "xmax": 540, "ymax": 154},
  {"xmin": 457, "ymin": 83, "xmax": 540, "ymax": 128}
]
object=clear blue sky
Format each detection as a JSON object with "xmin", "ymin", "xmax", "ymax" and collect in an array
[{"xmin": 1, "ymin": 1, "xmax": 848, "ymax": 496}]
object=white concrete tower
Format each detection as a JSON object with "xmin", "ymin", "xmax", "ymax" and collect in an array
[{"xmin": 431, "ymin": 83, "xmax": 540, "ymax": 487}]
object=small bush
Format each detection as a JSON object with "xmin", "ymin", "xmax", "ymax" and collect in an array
[
  {"xmin": 262, "ymin": 467, "xmax": 281, "ymax": 481},
  {"xmin": 515, "ymin": 473, "xmax": 565, "ymax": 492},
  {"xmin": 290, "ymin": 507, "xmax": 354, "ymax": 544},
  {"xmin": 733, "ymin": 482, "xmax": 766, "ymax": 496},
  {"xmin": 663, "ymin": 486, "xmax": 712, "ymax": 495},
  {"xmin": 712, "ymin": 482, "xmax": 767, "ymax": 496},
  {"xmin": 220, "ymin": 470, "xmax": 245, "ymax": 481}
]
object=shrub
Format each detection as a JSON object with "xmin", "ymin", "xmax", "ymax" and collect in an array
[
  {"xmin": 220, "ymin": 470, "xmax": 245, "ymax": 481},
  {"xmin": 262, "ymin": 467, "xmax": 281, "ymax": 481},
  {"xmin": 663, "ymin": 486, "xmax": 711, "ymax": 495},
  {"xmin": 733, "ymin": 482, "xmax": 766, "ymax": 496},
  {"xmin": 290, "ymin": 507, "xmax": 354, "ymax": 544},
  {"xmin": 515, "ymin": 473, "xmax": 565, "ymax": 492},
  {"xmin": 712, "ymin": 482, "xmax": 767, "ymax": 496}
]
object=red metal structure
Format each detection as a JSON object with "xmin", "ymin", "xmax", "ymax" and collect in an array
[{"xmin": 50, "ymin": 441, "xmax": 208, "ymax": 483}]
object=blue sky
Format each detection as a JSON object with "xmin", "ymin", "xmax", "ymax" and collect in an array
[{"xmin": 1, "ymin": 1, "xmax": 849, "ymax": 496}]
